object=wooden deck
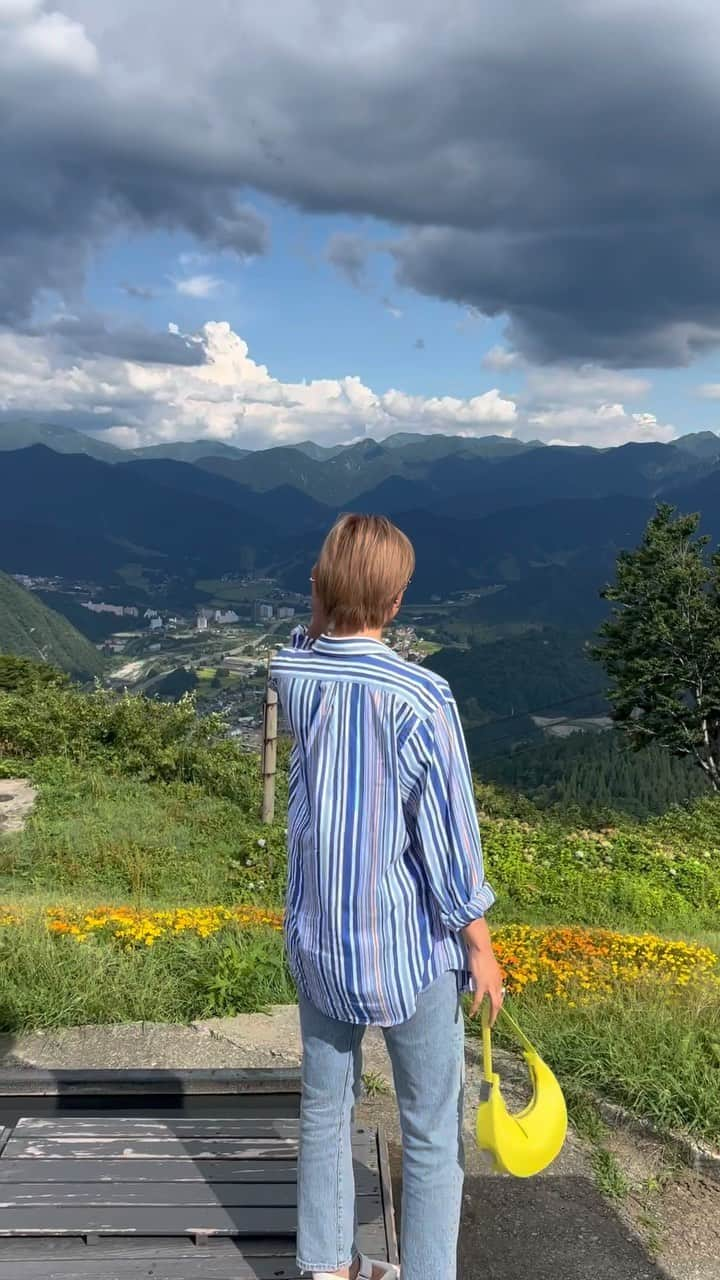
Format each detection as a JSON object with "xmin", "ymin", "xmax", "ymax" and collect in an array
[{"xmin": 0, "ymin": 1071, "xmax": 397, "ymax": 1279}]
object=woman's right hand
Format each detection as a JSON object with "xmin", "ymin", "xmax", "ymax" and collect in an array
[{"xmin": 463, "ymin": 918, "xmax": 505, "ymax": 1024}]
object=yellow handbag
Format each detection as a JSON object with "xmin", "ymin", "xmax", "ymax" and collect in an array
[{"xmin": 476, "ymin": 1003, "xmax": 568, "ymax": 1177}]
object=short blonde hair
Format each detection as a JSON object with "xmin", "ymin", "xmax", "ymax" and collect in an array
[{"xmin": 315, "ymin": 514, "xmax": 415, "ymax": 632}]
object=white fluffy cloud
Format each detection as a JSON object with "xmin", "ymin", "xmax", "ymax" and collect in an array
[
  {"xmin": 174, "ymin": 274, "xmax": 223, "ymax": 299},
  {"xmin": 528, "ymin": 404, "xmax": 675, "ymax": 448},
  {"xmin": 0, "ymin": 320, "xmax": 680, "ymax": 449},
  {"xmin": 0, "ymin": 0, "xmax": 97, "ymax": 74},
  {"xmin": 510, "ymin": 359, "xmax": 674, "ymax": 446},
  {"xmin": 482, "ymin": 346, "xmax": 520, "ymax": 371},
  {"xmin": 0, "ymin": 321, "xmax": 520, "ymax": 448}
]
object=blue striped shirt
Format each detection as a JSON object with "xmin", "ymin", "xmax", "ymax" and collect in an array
[{"xmin": 270, "ymin": 631, "xmax": 495, "ymax": 1026}]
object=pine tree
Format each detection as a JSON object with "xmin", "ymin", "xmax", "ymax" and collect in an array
[{"xmin": 592, "ymin": 505, "xmax": 720, "ymax": 790}]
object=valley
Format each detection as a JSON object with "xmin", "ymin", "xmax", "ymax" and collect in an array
[{"xmin": 2, "ymin": 422, "xmax": 720, "ymax": 815}]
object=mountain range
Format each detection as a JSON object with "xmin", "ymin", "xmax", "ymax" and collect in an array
[{"xmin": 1, "ymin": 422, "xmax": 720, "ymax": 623}]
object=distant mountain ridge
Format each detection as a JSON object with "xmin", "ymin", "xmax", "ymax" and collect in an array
[
  {"xmin": 1, "ymin": 425, "xmax": 720, "ymax": 619},
  {"xmin": 0, "ymin": 421, "xmax": 126, "ymax": 463},
  {"xmin": 3, "ymin": 420, "xmax": 719, "ymax": 508}
]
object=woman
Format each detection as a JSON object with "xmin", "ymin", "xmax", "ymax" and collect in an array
[{"xmin": 271, "ymin": 514, "xmax": 503, "ymax": 1280}]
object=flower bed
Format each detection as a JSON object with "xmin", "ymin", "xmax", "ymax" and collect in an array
[
  {"xmin": 45, "ymin": 904, "xmax": 284, "ymax": 946},
  {"xmin": 3, "ymin": 907, "xmax": 717, "ymax": 1006},
  {"xmin": 493, "ymin": 924, "xmax": 719, "ymax": 1004}
]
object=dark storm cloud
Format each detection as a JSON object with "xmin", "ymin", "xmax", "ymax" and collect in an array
[
  {"xmin": 29, "ymin": 315, "xmax": 207, "ymax": 365},
  {"xmin": 326, "ymin": 233, "xmax": 370, "ymax": 287},
  {"xmin": 4, "ymin": 0, "xmax": 720, "ymax": 364}
]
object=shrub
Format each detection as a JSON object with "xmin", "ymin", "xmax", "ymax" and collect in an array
[{"xmin": 0, "ymin": 679, "xmax": 262, "ymax": 809}]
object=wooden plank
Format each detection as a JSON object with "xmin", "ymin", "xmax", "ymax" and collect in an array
[
  {"xmin": 0, "ymin": 1199, "xmax": 384, "ymax": 1236},
  {"xmin": 0, "ymin": 1192, "xmax": 384, "ymax": 1233},
  {"xmin": 376, "ymin": 1125, "xmax": 399, "ymax": 1268},
  {"xmin": 2, "ymin": 1129, "xmax": 377, "ymax": 1164},
  {"xmin": 0, "ymin": 1183, "xmax": 300, "ymax": 1208},
  {"xmin": 14, "ymin": 1118, "xmax": 299, "ymax": 1140},
  {"xmin": 0, "ymin": 1099, "xmax": 302, "ymax": 1126},
  {"xmin": 0, "ymin": 1158, "xmax": 296, "ymax": 1185},
  {"xmin": 355, "ymin": 1222, "xmax": 390, "ymax": 1259},
  {"xmin": 3, "ymin": 1138, "xmax": 298, "ymax": 1160},
  {"xmin": 0, "ymin": 1159, "xmax": 380, "ymax": 1194},
  {"xmin": 0, "ymin": 1265, "xmax": 301, "ymax": 1280},
  {"xmin": 0, "ymin": 1236, "xmax": 295, "ymax": 1258},
  {"xmin": 0, "ymin": 1070, "xmax": 302, "ymax": 1098},
  {"xmin": 0, "ymin": 1204, "xmax": 297, "ymax": 1235},
  {"xmin": 0, "ymin": 1253, "xmax": 302, "ymax": 1279},
  {"xmin": 0, "ymin": 1185, "xmax": 382, "ymax": 1211}
]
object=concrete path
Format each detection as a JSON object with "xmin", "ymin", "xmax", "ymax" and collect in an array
[
  {"xmin": 0, "ymin": 1010, "xmax": 717, "ymax": 1279},
  {"xmin": 0, "ymin": 779, "xmax": 36, "ymax": 836}
]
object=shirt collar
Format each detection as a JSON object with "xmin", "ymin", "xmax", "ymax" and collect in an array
[{"xmin": 312, "ymin": 633, "xmax": 390, "ymax": 657}]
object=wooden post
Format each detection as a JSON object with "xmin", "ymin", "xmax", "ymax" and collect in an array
[{"xmin": 261, "ymin": 682, "xmax": 278, "ymax": 824}]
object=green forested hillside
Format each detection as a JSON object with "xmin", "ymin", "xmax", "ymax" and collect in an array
[
  {"xmin": 479, "ymin": 728, "xmax": 709, "ymax": 820},
  {"xmin": 0, "ymin": 572, "xmax": 104, "ymax": 679},
  {"xmin": 425, "ymin": 629, "xmax": 606, "ymax": 721}
]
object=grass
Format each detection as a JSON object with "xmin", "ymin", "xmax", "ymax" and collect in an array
[
  {"xmin": 591, "ymin": 1148, "xmax": 630, "ymax": 1201},
  {"xmin": 0, "ymin": 765, "xmax": 287, "ymax": 905},
  {"xmin": 470, "ymin": 979, "xmax": 720, "ymax": 1143},
  {"xmin": 362, "ymin": 1071, "xmax": 390, "ymax": 1098},
  {"xmin": 0, "ymin": 916, "xmax": 293, "ymax": 1032},
  {"xmin": 1, "ymin": 671, "xmax": 719, "ymax": 1146}
]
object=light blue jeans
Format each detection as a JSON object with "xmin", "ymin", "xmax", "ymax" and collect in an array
[{"xmin": 297, "ymin": 971, "xmax": 465, "ymax": 1278}]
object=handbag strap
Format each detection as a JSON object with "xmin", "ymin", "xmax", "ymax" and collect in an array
[
  {"xmin": 481, "ymin": 1002, "xmax": 538, "ymax": 1082},
  {"xmin": 499, "ymin": 1006, "xmax": 537, "ymax": 1055}
]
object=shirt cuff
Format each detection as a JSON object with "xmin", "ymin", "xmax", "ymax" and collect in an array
[
  {"xmin": 290, "ymin": 624, "xmax": 314, "ymax": 650},
  {"xmin": 442, "ymin": 881, "xmax": 496, "ymax": 932}
]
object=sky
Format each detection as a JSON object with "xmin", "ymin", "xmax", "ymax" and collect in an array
[{"xmin": 2, "ymin": 0, "xmax": 720, "ymax": 451}]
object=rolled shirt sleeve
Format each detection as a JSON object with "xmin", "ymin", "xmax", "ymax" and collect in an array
[
  {"xmin": 407, "ymin": 694, "xmax": 495, "ymax": 932},
  {"xmin": 290, "ymin": 625, "xmax": 315, "ymax": 650}
]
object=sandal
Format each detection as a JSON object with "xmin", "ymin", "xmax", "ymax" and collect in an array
[
  {"xmin": 358, "ymin": 1257, "xmax": 400, "ymax": 1279},
  {"xmin": 313, "ymin": 1259, "xmax": 399, "ymax": 1280}
]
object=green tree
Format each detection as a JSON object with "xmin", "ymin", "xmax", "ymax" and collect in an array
[
  {"xmin": 592, "ymin": 505, "xmax": 720, "ymax": 789},
  {"xmin": 0, "ymin": 655, "xmax": 68, "ymax": 694}
]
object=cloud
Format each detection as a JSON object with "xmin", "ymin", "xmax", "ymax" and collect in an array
[
  {"xmin": 0, "ymin": 320, "xmax": 518, "ymax": 448},
  {"xmin": 25, "ymin": 313, "xmax": 206, "ymax": 365},
  {"xmin": 0, "ymin": 316, "xmax": 681, "ymax": 448},
  {"xmin": 483, "ymin": 346, "xmax": 519, "ymax": 371},
  {"xmin": 381, "ymin": 296, "xmax": 403, "ymax": 319},
  {"xmin": 175, "ymin": 274, "xmax": 223, "ymax": 299},
  {"xmin": 326, "ymin": 233, "xmax": 370, "ymax": 287},
  {"xmin": 519, "ymin": 362, "xmax": 672, "ymax": 446},
  {"xmin": 1, "ymin": 0, "xmax": 98, "ymax": 74},
  {"xmin": 3, "ymin": 0, "xmax": 720, "ymax": 369},
  {"xmin": 0, "ymin": 0, "xmax": 268, "ymax": 324},
  {"xmin": 697, "ymin": 383, "xmax": 720, "ymax": 400},
  {"xmin": 120, "ymin": 282, "xmax": 156, "ymax": 301},
  {"xmin": 527, "ymin": 404, "xmax": 675, "ymax": 448},
  {"xmin": 524, "ymin": 365, "xmax": 652, "ymax": 404}
]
